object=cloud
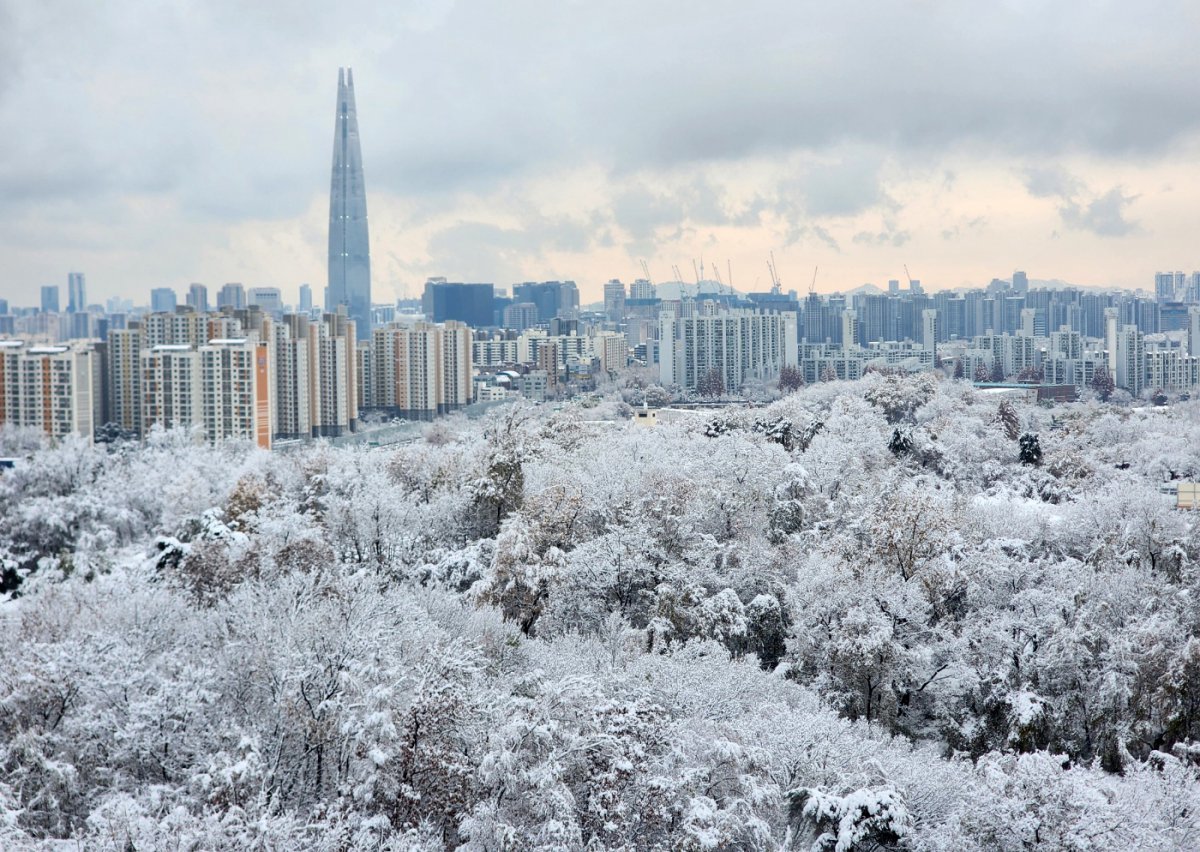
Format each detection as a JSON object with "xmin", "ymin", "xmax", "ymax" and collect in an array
[
  {"xmin": 853, "ymin": 228, "xmax": 911, "ymax": 248},
  {"xmin": 1059, "ymin": 187, "xmax": 1140, "ymax": 237},
  {"xmin": 1023, "ymin": 166, "xmax": 1085, "ymax": 199},
  {"xmin": 1023, "ymin": 166, "xmax": 1140, "ymax": 237}
]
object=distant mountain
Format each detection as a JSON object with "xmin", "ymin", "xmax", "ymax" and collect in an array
[{"xmin": 844, "ymin": 283, "xmax": 884, "ymax": 297}]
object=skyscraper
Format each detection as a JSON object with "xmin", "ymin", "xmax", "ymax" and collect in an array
[
  {"xmin": 187, "ymin": 283, "xmax": 209, "ymax": 313},
  {"xmin": 218, "ymin": 283, "xmax": 246, "ymax": 311},
  {"xmin": 68, "ymin": 272, "xmax": 87, "ymax": 313},
  {"xmin": 327, "ymin": 67, "xmax": 371, "ymax": 338},
  {"xmin": 41, "ymin": 285, "xmax": 60, "ymax": 313},
  {"xmin": 150, "ymin": 288, "xmax": 177, "ymax": 314}
]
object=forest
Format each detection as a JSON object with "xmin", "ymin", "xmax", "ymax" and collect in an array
[{"xmin": 1, "ymin": 373, "xmax": 1199, "ymax": 850}]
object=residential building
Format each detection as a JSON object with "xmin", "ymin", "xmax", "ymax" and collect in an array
[
  {"xmin": 0, "ymin": 342, "xmax": 95, "ymax": 441},
  {"xmin": 659, "ymin": 309, "xmax": 797, "ymax": 393},
  {"xmin": 368, "ymin": 320, "xmax": 473, "ymax": 420}
]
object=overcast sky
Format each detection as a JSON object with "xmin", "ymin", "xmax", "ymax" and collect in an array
[{"xmin": 2, "ymin": 0, "xmax": 1199, "ymax": 306}]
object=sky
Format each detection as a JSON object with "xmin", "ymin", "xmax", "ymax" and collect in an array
[{"xmin": 2, "ymin": 0, "xmax": 1199, "ymax": 307}]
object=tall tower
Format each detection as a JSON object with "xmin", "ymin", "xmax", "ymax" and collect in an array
[
  {"xmin": 327, "ymin": 67, "xmax": 371, "ymax": 338},
  {"xmin": 68, "ymin": 272, "xmax": 87, "ymax": 313}
]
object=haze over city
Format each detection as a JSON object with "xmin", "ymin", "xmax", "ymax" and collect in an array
[{"xmin": 3, "ymin": 0, "xmax": 1200, "ymax": 306}]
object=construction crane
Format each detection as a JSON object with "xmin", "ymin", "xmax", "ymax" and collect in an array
[
  {"xmin": 727, "ymin": 260, "xmax": 733, "ymax": 291},
  {"xmin": 809, "ymin": 266, "xmax": 818, "ymax": 297},
  {"xmin": 640, "ymin": 260, "xmax": 652, "ymax": 283},
  {"xmin": 767, "ymin": 251, "xmax": 783, "ymax": 294},
  {"xmin": 692, "ymin": 259, "xmax": 701, "ymax": 285},
  {"xmin": 711, "ymin": 262, "xmax": 724, "ymax": 288},
  {"xmin": 904, "ymin": 264, "xmax": 913, "ymax": 287},
  {"xmin": 671, "ymin": 264, "xmax": 684, "ymax": 282}
]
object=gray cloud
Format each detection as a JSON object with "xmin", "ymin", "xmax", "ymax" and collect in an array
[
  {"xmin": 1023, "ymin": 166, "xmax": 1140, "ymax": 237},
  {"xmin": 853, "ymin": 228, "xmax": 911, "ymax": 248},
  {"xmin": 1059, "ymin": 187, "xmax": 1140, "ymax": 237}
]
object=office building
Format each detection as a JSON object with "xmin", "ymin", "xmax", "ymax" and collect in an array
[
  {"xmin": 186, "ymin": 283, "xmax": 209, "ymax": 313},
  {"xmin": 68, "ymin": 272, "xmax": 86, "ymax": 313},
  {"xmin": 326, "ymin": 67, "xmax": 372, "ymax": 338},
  {"xmin": 150, "ymin": 288, "xmax": 177, "ymax": 314},
  {"xmin": 513, "ymin": 281, "xmax": 580, "ymax": 322},
  {"xmin": 41, "ymin": 285, "xmax": 60, "ymax": 314},
  {"xmin": 218, "ymin": 283, "xmax": 247, "ymax": 310},
  {"xmin": 299, "ymin": 284, "xmax": 313, "ymax": 315},
  {"xmin": 422, "ymin": 279, "xmax": 494, "ymax": 327},
  {"xmin": 1012, "ymin": 270, "xmax": 1028, "ymax": 294},
  {"xmin": 248, "ymin": 287, "xmax": 284, "ymax": 316},
  {"xmin": 502, "ymin": 302, "xmax": 539, "ymax": 332}
]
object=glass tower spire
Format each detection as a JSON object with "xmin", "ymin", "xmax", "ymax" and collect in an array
[{"xmin": 327, "ymin": 67, "xmax": 371, "ymax": 339}]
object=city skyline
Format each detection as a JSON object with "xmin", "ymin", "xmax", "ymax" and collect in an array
[{"xmin": 2, "ymin": 2, "xmax": 1200, "ymax": 306}]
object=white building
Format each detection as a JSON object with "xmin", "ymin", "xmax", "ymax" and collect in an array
[
  {"xmin": 659, "ymin": 309, "xmax": 797, "ymax": 393},
  {"xmin": 141, "ymin": 345, "xmax": 202, "ymax": 435},
  {"xmin": 0, "ymin": 341, "xmax": 96, "ymax": 442},
  {"xmin": 200, "ymin": 339, "xmax": 272, "ymax": 449}
]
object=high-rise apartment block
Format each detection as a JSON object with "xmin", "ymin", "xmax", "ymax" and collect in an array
[
  {"xmin": 659, "ymin": 309, "xmax": 797, "ymax": 393},
  {"xmin": 629, "ymin": 279, "xmax": 656, "ymax": 301},
  {"xmin": 140, "ymin": 339, "xmax": 271, "ymax": 448},
  {"xmin": 593, "ymin": 331, "xmax": 628, "ymax": 375},
  {"xmin": 106, "ymin": 327, "xmax": 143, "ymax": 436},
  {"xmin": 0, "ymin": 341, "xmax": 95, "ymax": 441},
  {"xmin": 1156, "ymin": 271, "xmax": 1185, "ymax": 302},
  {"xmin": 200, "ymin": 339, "xmax": 272, "ymax": 449},
  {"xmin": 604, "ymin": 280, "xmax": 626, "ymax": 323},
  {"xmin": 368, "ymin": 320, "xmax": 473, "ymax": 420}
]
